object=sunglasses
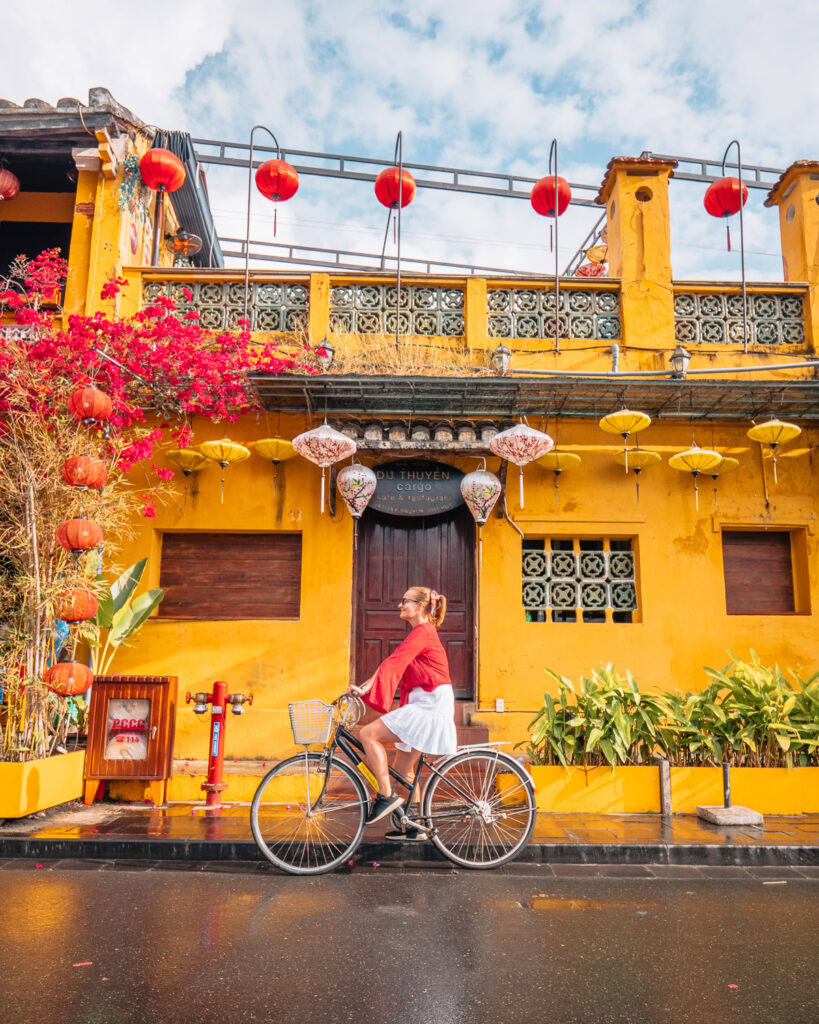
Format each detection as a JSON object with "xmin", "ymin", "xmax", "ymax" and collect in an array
[{"xmin": 398, "ymin": 597, "xmax": 421, "ymax": 606}]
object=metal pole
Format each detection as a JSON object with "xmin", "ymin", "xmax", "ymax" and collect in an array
[
  {"xmin": 395, "ymin": 130, "xmax": 403, "ymax": 352},
  {"xmin": 151, "ymin": 187, "xmax": 166, "ymax": 266},
  {"xmin": 244, "ymin": 125, "xmax": 282, "ymax": 321},
  {"xmin": 722, "ymin": 140, "xmax": 748, "ymax": 354},
  {"xmin": 549, "ymin": 139, "xmax": 560, "ymax": 354},
  {"xmin": 722, "ymin": 761, "xmax": 731, "ymax": 808}
]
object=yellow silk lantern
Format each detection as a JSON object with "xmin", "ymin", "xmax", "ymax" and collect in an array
[
  {"xmin": 709, "ymin": 455, "xmax": 739, "ymax": 510},
  {"xmin": 613, "ymin": 448, "xmax": 660, "ymax": 502},
  {"xmin": 747, "ymin": 419, "xmax": 801, "ymax": 483},
  {"xmin": 599, "ymin": 410, "xmax": 651, "ymax": 472},
  {"xmin": 537, "ymin": 451, "xmax": 580, "ymax": 510},
  {"xmin": 165, "ymin": 448, "xmax": 209, "ymax": 507},
  {"xmin": 199, "ymin": 438, "xmax": 250, "ymax": 503},
  {"xmin": 251, "ymin": 437, "xmax": 296, "ymax": 492},
  {"xmin": 668, "ymin": 447, "xmax": 722, "ymax": 511}
]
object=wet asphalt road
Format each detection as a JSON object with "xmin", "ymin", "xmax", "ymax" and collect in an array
[{"xmin": 0, "ymin": 862, "xmax": 816, "ymax": 1024}]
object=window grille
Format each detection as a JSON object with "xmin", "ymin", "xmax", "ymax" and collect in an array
[
  {"xmin": 142, "ymin": 280, "xmax": 309, "ymax": 332},
  {"xmin": 674, "ymin": 292, "xmax": 805, "ymax": 346},
  {"xmin": 329, "ymin": 284, "xmax": 465, "ymax": 336},
  {"xmin": 487, "ymin": 288, "xmax": 621, "ymax": 340},
  {"xmin": 522, "ymin": 537, "xmax": 637, "ymax": 623}
]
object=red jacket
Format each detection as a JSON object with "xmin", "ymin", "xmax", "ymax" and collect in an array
[{"xmin": 363, "ymin": 623, "xmax": 452, "ymax": 714}]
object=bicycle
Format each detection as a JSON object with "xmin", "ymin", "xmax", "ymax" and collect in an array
[{"xmin": 250, "ymin": 694, "xmax": 537, "ymax": 875}]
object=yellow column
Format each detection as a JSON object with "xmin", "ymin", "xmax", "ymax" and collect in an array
[
  {"xmin": 309, "ymin": 273, "xmax": 330, "ymax": 345},
  {"xmin": 464, "ymin": 277, "xmax": 487, "ymax": 359},
  {"xmin": 764, "ymin": 161, "xmax": 819, "ymax": 352},
  {"xmin": 597, "ymin": 158, "xmax": 677, "ymax": 349},
  {"xmin": 64, "ymin": 172, "xmax": 98, "ymax": 315}
]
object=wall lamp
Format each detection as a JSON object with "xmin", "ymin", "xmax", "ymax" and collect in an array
[
  {"xmin": 670, "ymin": 344, "xmax": 691, "ymax": 379},
  {"xmin": 491, "ymin": 343, "xmax": 511, "ymax": 375}
]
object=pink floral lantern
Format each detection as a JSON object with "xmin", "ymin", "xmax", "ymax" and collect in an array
[
  {"xmin": 460, "ymin": 466, "xmax": 502, "ymax": 571},
  {"xmin": 292, "ymin": 424, "xmax": 357, "ymax": 512},
  {"xmin": 460, "ymin": 468, "xmax": 502, "ymax": 526},
  {"xmin": 336, "ymin": 463, "xmax": 377, "ymax": 546},
  {"xmin": 489, "ymin": 423, "xmax": 554, "ymax": 508}
]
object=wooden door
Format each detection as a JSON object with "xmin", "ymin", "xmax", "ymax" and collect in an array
[{"xmin": 355, "ymin": 506, "xmax": 475, "ymax": 699}]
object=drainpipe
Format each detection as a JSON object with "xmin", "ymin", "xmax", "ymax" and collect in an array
[
  {"xmin": 610, "ymin": 343, "xmax": 620, "ymax": 372},
  {"xmin": 509, "ymin": 359, "xmax": 819, "ymax": 379},
  {"xmin": 503, "ymin": 495, "xmax": 524, "ymax": 539}
]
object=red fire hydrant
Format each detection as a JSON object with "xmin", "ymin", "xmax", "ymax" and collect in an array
[{"xmin": 186, "ymin": 681, "xmax": 253, "ymax": 807}]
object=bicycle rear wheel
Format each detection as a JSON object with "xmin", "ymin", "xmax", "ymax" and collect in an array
[
  {"xmin": 250, "ymin": 752, "xmax": 367, "ymax": 875},
  {"xmin": 422, "ymin": 750, "xmax": 536, "ymax": 868}
]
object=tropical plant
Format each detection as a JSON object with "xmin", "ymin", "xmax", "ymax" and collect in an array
[
  {"xmin": 522, "ymin": 653, "xmax": 819, "ymax": 769},
  {"xmin": 89, "ymin": 559, "xmax": 164, "ymax": 676},
  {"xmin": 522, "ymin": 664, "xmax": 671, "ymax": 768}
]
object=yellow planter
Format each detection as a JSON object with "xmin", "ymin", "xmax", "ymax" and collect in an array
[
  {"xmin": 797, "ymin": 768, "xmax": 819, "ymax": 813},
  {"xmin": 668, "ymin": 767, "xmax": 724, "ymax": 814},
  {"xmin": 0, "ymin": 750, "xmax": 85, "ymax": 818},
  {"xmin": 529, "ymin": 765, "xmax": 661, "ymax": 813}
]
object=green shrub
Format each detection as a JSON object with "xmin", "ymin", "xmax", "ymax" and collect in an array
[{"xmin": 521, "ymin": 651, "xmax": 819, "ymax": 769}]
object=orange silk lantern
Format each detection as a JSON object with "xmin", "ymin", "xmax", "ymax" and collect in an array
[
  {"xmin": 0, "ymin": 168, "xmax": 21, "ymax": 201},
  {"xmin": 54, "ymin": 589, "xmax": 99, "ymax": 623},
  {"xmin": 68, "ymin": 387, "xmax": 113, "ymax": 425},
  {"xmin": 255, "ymin": 159, "xmax": 299, "ymax": 236},
  {"xmin": 43, "ymin": 661, "xmax": 93, "ymax": 696},
  {"xmin": 704, "ymin": 176, "xmax": 748, "ymax": 251},
  {"xmin": 61, "ymin": 454, "xmax": 108, "ymax": 489},
  {"xmin": 530, "ymin": 175, "xmax": 571, "ymax": 218},
  {"xmin": 139, "ymin": 148, "xmax": 186, "ymax": 192},
  {"xmin": 56, "ymin": 517, "xmax": 103, "ymax": 553}
]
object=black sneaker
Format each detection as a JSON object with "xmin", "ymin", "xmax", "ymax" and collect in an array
[
  {"xmin": 384, "ymin": 820, "xmax": 427, "ymax": 842},
  {"xmin": 365, "ymin": 793, "xmax": 403, "ymax": 825}
]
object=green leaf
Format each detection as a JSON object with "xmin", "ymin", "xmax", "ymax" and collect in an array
[
  {"xmin": 111, "ymin": 559, "xmax": 148, "ymax": 617},
  {"xmin": 599, "ymin": 738, "xmax": 617, "ymax": 766},
  {"xmin": 94, "ymin": 573, "xmax": 114, "ymax": 630},
  {"xmin": 109, "ymin": 588, "xmax": 165, "ymax": 646}
]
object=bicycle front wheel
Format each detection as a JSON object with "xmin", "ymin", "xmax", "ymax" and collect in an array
[
  {"xmin": 422, "ymin": 751, "xmax": 536, "ymax": 869},
  {"xmin": 250, "ymin": 752, "xmax": 367, "ymax": 875}
]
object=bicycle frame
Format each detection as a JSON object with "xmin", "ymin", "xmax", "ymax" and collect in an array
[{"xmin": 309, "ymin": 721, "xmax": 498, "ymax": 824}]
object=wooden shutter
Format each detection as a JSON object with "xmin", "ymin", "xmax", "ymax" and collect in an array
[
  {"xmin": 722, "ymin": 531, "xmax": 794, "ymax": 615},
  {"xmin": 159, "ymin": 533, "xmax": 301, "ymax": 619}
]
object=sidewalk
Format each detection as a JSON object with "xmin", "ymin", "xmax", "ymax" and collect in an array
[{"xmin": 1, "ymin": 803, "xmax": 817, "ymax": 866}]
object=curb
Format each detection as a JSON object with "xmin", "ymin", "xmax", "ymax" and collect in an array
[{"xmin": 0, "ymin": 836, "xmax": 816, "ymax": 867}]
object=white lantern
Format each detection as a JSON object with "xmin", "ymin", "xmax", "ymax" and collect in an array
[
  {"xmin": 461, "ymin": 468, "xmax": 503, "ymax": 572},
  {"xmin": 489, "ymin": 423, "xmax": 553, "ymax": 508},
  {"xmin": 336, "ymin": 464, "xmax": 377, "ymax": 519},
  {"xmin": 460, "ymin": 469, "xmax": 502, "ymax": 526},
  {"xmin": 292, "ymin": 424, "xmax": 357, "ymax": 512}
]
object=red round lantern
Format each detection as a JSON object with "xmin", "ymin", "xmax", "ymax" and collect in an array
[
  {"xmin": 530, "ymin": 175, "xmax": 571, "ymax": 217},
  {"xmin": 56, "ymin": 517, "xmax": 104, "ymax": 553},
  {"xmin": 704, "ymin": 176, "xmax": 748, "ymax": 218},
  {"xmin": 139, "ymin": 148, "xmax": 186, "ymax": 193},
  {"xmin": 0, "ymin": 168, "xmax": 21, "ymax": 201},
  {"xmin": 374, "ymin": 167, "xmax": 416, "ymax": 209},
  {"xmin": 43, "ymin": 661, "xmax": 93, "ymax": 697},
  {"xmin": 54, "ymin": 589, "xmax": 99, "ymax": 623},
  {"xmin": 255, "ymin": 160, "xmax": 299, "ymax": 202},
  {"xmin": 61, "ymin": 454, "xmax": 108, "ymax": 489},
  {"xmin": 68, "ymin": 387, "xmax": 113, "ymax": 425}
]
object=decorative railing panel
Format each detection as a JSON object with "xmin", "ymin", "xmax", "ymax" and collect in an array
[
  {"xmin": 329, "ymin": 284, "xmax": 465, "ymax": 336},
  {"xmin": 673, "ymin": 292, "xmax": 805, "ymax": 345},
  {"xmin": 142, "ymin": 280, "xmax": 309, "ymax": 332},
  {"xmin": 487, "ymin": 288, "xmax": 621, "ymax": 340},
  {"xmin": 522, "ymin": 539, "xmax": 636, "ymax": 623}
]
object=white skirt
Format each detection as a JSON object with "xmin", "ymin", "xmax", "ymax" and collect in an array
[{"xmin": 381, "ymin": 685, "xmax": 458, "ymax": 755}]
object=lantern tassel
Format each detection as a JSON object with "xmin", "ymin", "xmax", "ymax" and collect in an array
[
  {"xmin": 274, "ymin": 207, "xmax": 278, "ymax": 238},
  {"xmin": 635, "ymin": 475, "xmax": 641, "ymax": 504},
  {"xmin": 393, "ymin": 214, "xmax": 397, "ymax": 245},
  {"xmin": 550, "ymin": 223, "xmax": 554, "ymax": 253},
  {"xmin": 624, "ymin": 446, "xmax": 629, "ymax": 474},
  {"xmin": 321, "ymin": 467, "xmax": 326, "ymax": 513},
  {"xmin": 354, "ymin": 519, "xmax": 359, "ymax": 551},
  {"xmin": 519, "ymin": 466, "xmax": 524, "ymax": 510},
  {"xmin": 726, "ymin": 223, "xmax": 731, "ymax": 252},
  {"xmin": 220, "ymin": 470, "xmax": 225, "ymax": 505},
  {"xmin": 694, "ymin": 475, "xmax": 699, "ymax": 512},
  {"xmin": 714, "ymin": 484, "xmax": 718, "ymax": 511},
  {"xmin": 554, "ymin": 473, "xmax": 560, "ymax": 511},
  {"xmin": 773, "ymin": 452, "xmax": 778, "ymax": 485},
  {"xmin": 479, "ymin": 528, "xmax": 483, "ymax": 573}
]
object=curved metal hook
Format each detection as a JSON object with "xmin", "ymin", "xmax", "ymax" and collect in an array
[
  {"xmin": 378, "ymin": 131, "xmax": 405, "ymax": 350},
  {"xmin": 244, "ymin": 125, "xmax": 283, "ymax": 319},
  {"xmin": 721, "ymin": 139, "xmax": 748, "ymax": 354}
]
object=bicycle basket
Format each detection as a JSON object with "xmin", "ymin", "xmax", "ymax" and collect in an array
[{"xmin": 288, "ymin": 700, "xmax": 335, "ymax": 745}]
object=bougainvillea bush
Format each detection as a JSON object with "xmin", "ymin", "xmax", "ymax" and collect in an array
[{"xmin": 0, "ymin": 250, "xmax": 311, "ymax": 760}]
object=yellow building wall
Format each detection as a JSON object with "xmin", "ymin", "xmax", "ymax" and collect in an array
[{"xmin": 108, "ymin": 409, "xmax": 818, "ymax": 762}]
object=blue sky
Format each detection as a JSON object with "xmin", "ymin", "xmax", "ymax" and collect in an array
[{"xmin": 7, "ymin": 0, "xmax": 819, "ymax": 278}]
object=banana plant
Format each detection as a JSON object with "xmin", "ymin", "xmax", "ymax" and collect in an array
[{"xmin": 90, "ymin": 559, "xmax": 165, "ymax": 676}]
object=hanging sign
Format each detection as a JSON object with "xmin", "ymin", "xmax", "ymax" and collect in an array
[{"xmin": 369, "ymin": 460, "xmax": 464, "ymax": 517}]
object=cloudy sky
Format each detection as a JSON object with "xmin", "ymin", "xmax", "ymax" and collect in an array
[{"xmin": 7, "ymin": 0, "xmax": 819, "ymax": 279}]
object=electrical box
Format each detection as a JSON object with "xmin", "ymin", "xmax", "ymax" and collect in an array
[{"xmin": 83, "ymin": 675, "xmax": 178, "ymax": 806}]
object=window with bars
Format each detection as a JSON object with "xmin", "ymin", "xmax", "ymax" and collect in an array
[{"xmin": 521, "ymin": 538, "xmax": 638, "ymax": 623}]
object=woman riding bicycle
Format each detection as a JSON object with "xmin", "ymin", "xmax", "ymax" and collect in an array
[{"xmin": 349, "ymin": 585, "xmax": 456, "ymax": 838}]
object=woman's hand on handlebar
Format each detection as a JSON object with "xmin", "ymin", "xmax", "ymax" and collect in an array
[{"xmin": 347, "ymin": 677, "xmax": 373, "ymax": 697}]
